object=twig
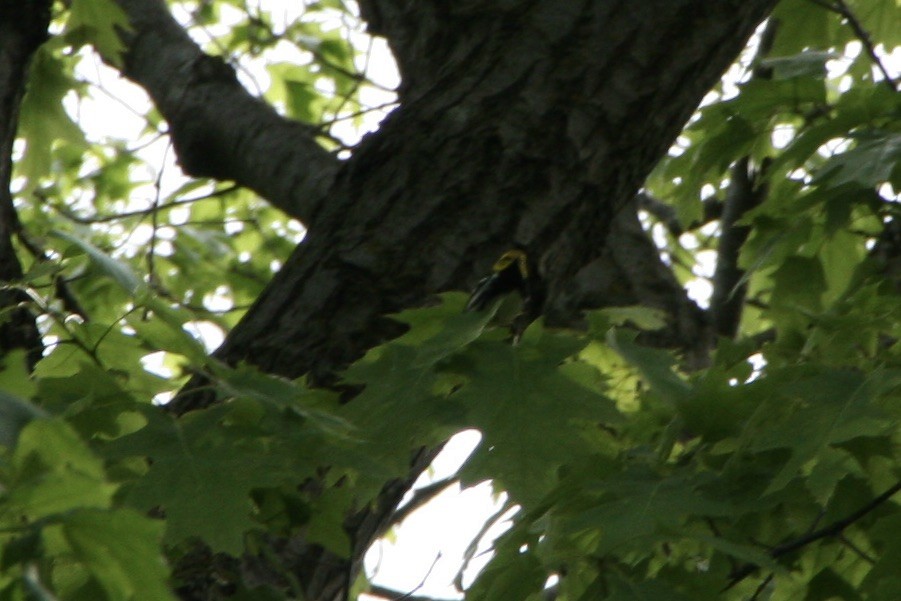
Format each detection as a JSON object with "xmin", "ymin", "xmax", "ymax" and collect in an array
[
  {"xmin": 33, "ymin": 184, "xmax": 240, "ymax": 224},
  {"xmin": 454, "ymin": 499, "xmax": 516, "ymax": 592},
  {"xmin": 637, "ymin": 191, "xmax": 722, "ymax": 236},
  {"xmin": 329, "ymin": 35, "xmax": 373, "ymax": 122},
  {"xmin": 725, "ymin": 479, "xmax": 901, "ymax": 589},
  {"xmin": 16, "ymin": 287, "xmax": 105, "ymax": 369},
  {"xmin": 316, "ymin": 100, "xmax": 399, "ymax": 127},
  {"xmin": 749, "ymin": 573, "xmax": 773, "ymax": 601},
  {"xmin": 367, "ymin": 584, "xmax": 451, "ymax": 601},
  {"xmin": 806, "ymin": 0, "xmax": 899, "ymax": 91},
  {"xmin": 146, "ymin": 144, "xmax": 170, "ymax": 293},
  {"xmin": 832, "ymin": 0, "xmax": 898, "ymax": 90},
  {"xmin": 385, "ymin": 477, "xmax": 458, "ymax": 530},
  {"xmin": 838, "ymin": 533, "xmax": 876, "ymax": 564},
  {"xmin": 13, "ymin": 226, "xmax": 89, "ymax": 320},
  {"xmin": 367, "ymin": 554, "xmax": 443, "ymax": 600}
]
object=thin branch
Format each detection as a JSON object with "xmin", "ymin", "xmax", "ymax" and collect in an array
[
  {"xmin": 637, "ymin": 191, "xmax": 722, "ymax": 236},
  {"xmin": 725, "ymin": 479, "xmax": 901, "ymax": 589},
  {"xmin": 833, "ymin": 0, "xmax": 898, "ymax": 91},
  {"xmin": 709, "ymin": 157, "xmax": 765, "ymax": 338},
  {"xmin": 146, "ymin": 143, "xmax": 170, "ymax": 291},
  {"xmin": 315, "ymin": 100, "xmax": 399, "ymax": 131},
  {"xmin": 384, "ymin": 477, "xmax": 458, "ymax": 531},
  {"xmin": 838, "ymin": 533, "xmax": 876, "ymax": 564},
  {"xmin": 749, "ymin": 573, "xmax": 774, "ymax": 601},
  {"xmin": 454, "ymin": 499, "xmax": 516, "ymax": 593},
  {"xmin": 807, "ymin": 0, "xmax": 898, "ymax": 91},
  {"xmin": 707, "ymin": 17, "xmax": 779, "ymax": 340},
  {"xmin": 33, "ymin": 184, "xmax": 240, "ymax": 224},
  {"xmin": 367, "ymin": 554, "xmax": 444, "ymax": 601},
  {"xmin": 16, "ymin": 285, "xmax": 105, "ymax": 369},
  {"xmin": 367, "ymin": 584, "xmax": 451, "ymax": 601},
  {"xmin": 305, "ymin": 44, "xmax": 397, "ymax": 93},
  {"xmin": 14, "ymin": 229, "xmax": 89, "ymax": 320}
]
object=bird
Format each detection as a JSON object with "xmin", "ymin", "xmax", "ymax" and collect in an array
[{"xmin": 465, "ymin": 247, "xmax": 544, "ymax": 335}]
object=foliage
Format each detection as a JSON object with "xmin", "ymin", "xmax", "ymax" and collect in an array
[{"xmin": 0, "ymin": 0, "xmax": 899, "ymax": 599}]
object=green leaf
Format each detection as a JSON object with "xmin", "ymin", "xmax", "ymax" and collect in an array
[
  {"xmin": 304, "ymin": 487, "xmax": 353, "ymax": 557},
  {"xmin": 862, "ymin": 514, "xmax": 901, "ymax": 597},
  {"xmin": 456, "ymin": 327, "xmax": 621, "ymax": 506},
  {"xmin": 466, "ymin": 538, "xmax": 546, "ymax": 601},
  {"xmin": 50, "ymin": 230, "xmax": 141, "ymax": 294},
  {"xmin": 51, "ymin": 508, "xmax": 173, "ymax": 600},
  {"xmin": 3, "ymin": 419, "xmax": 115, "ymax": 522},
  {"xmin": 209, "ymin": 362, "xmax": 352, "ymax": 435},
  {"xmin": 0, "ymin": 350, "xmax": 37, "ymax": 402},
  {"xmin": 751, "ymin": 368, "xmax": 895, "ymax": 494},
  {"xmin": 17, "ymin": 48, "xmax": 86, "ymax": 187},
  {"xmin": 0, "ymin": 391, "xmax": 45, "ymax": 451},
  {"xmin": 606, "ymin": 574, "xmax": 697, "ymax": 601},
  {"xmin": 850, "ymin": 0, "xmax": 901, "ymax": 47},
  {"xmin": 761, "ymin": 51, "xmax": 835, "ymax": 80},
  {"xmin": 66, "ymin": 0, "xmax": 132, "ymax": 67},
  {"xmin": 104, "ymin": 406, "xmax": 315, "ymax": 553},
  {"xmin": 556, "ymin": 467, "xmax": 732, "ymax": 556},
  {"xmin": 265, "ymin": 62, "xmax": 322, "ymax": 122},
  {"xmin": 678, "ymin": 370, "xmax": 758, "ymax": 443},
  {"xmin": 806, "ymin": 568, "xmax": 863, "ymax": 601},
  {"xmin": 126, "ymin": 311, "xmax": 208, "ymax": 366},
  {"xmin": 770, "ymin": 0, "xmax": 832, "ymax": 55},
  {"xmin": 727, "ymin": 77, "xmax": 826, "ymax": 119},
  {"xmin": 607, "ymin": 329, "xmax": 691, "ymax": 405},
  {"xmin": 770, "ymin": 256, "xmax": 827, "ymax": 325},
  {"xmin": 813, "ymin": 131, "xmax": 901, "ymax": 188},
  {"xmin": 338, "ymin": 294, "xmax": 490, "ymax": 481}
]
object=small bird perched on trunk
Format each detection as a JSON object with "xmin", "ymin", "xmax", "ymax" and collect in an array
[{"xmin": 466, "ymin": 247, "xmax": 544, "ymax": 338}]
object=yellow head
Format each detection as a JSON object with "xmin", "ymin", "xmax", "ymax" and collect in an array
[{"xmin": 492, "ymin": 249, "xmax": 529, "ymax": 280}]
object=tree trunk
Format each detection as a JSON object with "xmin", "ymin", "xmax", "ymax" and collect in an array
[
  {"xmin": 0, "ymin": 1, "xmax": 51, "ymax": 369},
  {"xmin": 110, "ymin": 1, "xmax": 779, "ymax": 598}
]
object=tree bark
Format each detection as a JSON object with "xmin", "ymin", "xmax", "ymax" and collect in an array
[
  {"xmin": 115, "ymin": 0, "xmax": 339, "ymax": 221},
  {"xmin": 110, "ymin": 1, "xmax": 779, "ymax": 598},
  {"xmin": 213, "ymin": 0, "xmax": 776, "ymax": 383},
  {"xmin": 0, "ymin": 1, "xmax": 51, "ymax": 369}
]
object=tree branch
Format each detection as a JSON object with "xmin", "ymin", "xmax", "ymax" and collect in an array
[
  {"xmin": 367, "ymin": 583, "xmax": 451, "ymax": 601},
  {"xmin": 726, "ymin": 479, "xmax": 901, "ymax": 589},
  {"xmin": 34, "ymin": 184, "xmax": 241, "ymax": 224},
  {"xmin": 808, "ymin": 0, "xmax": 899, "ymax": 91},
  {"xmin": 637, "ymin": 191, "xmax": 723, "ymax": 236},
  {"xmin": 113, "ymin": 0, "xmax": 340, "ymax": 223},
  {"xmin": 705, "ymin": 20, "xmax": 780, "ymax": 339},
  {"xmin": 366, "ymin": 552, "xmax": 445, "ymax": 601},
  {"xmin": 383, "ymin": 477, "xmax": 457, "ymax": 533},
  {"xmin": 709, "ymin": 157, "xmax": 766, "ymax": 338}
]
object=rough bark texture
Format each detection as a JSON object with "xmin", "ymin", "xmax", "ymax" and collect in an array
[
  {"xmin": 0, "ymin": 1, "xmax": 51, "ymax": 369},
  {"xmin": 108, "ymin": 0, "xmax": 780, "ymax": 598},
  {"xmin": 115, "ymin": 0, "xmax": 339, "ymax": 221},
  {"xmin": 213, "ymin": 0, "xmax": 776, "ymax": 385}
]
